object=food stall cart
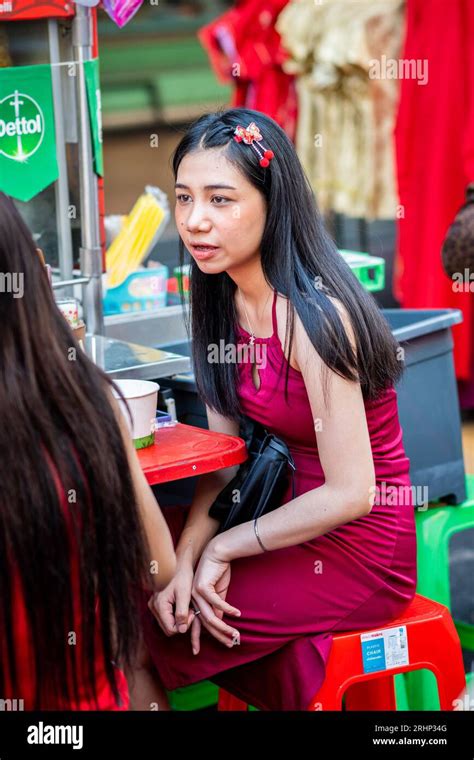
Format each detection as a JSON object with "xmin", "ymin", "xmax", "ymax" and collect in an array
[{"xmin": 0, "ymin": 0, "xmax": 190, "ymax": 380}]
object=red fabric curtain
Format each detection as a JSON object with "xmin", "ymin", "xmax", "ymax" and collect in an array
[
  {"xmin": 394, "ymin": 0, "xmax": 474, "ymax": 380},
  {"xmin": 198, "ymin": 0, "xmax": 297, "ymax": 141}
]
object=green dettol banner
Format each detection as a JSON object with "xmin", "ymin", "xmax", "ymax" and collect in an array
[
  {"xmin": 0, "ymin": 64, "xmax": 59, "ymax": 202},
  {"xmin": 84, "ymin": 59, "xmax": 104, "ymax": 177}
]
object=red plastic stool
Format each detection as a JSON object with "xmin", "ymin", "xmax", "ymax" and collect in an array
[{"xmin": 217, "ymin": 595, "xmax": 466, "ymax": 711}]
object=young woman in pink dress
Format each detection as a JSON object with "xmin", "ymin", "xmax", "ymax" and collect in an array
[{"xmin": 132, "ymin": 108, "xmax": 417, "ymax": 711}]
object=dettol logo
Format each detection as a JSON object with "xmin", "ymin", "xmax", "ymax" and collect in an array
[{"xmin": 0, "ymin": 90, "xmax": 45, "ymax": 162}]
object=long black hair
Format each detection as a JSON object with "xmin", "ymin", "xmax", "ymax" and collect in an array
[
  {"xmin": 0, "ymin": 193, "xmax": 149, "ymax": 708},
  {"xmin": 173, "ymin": 107, "xmax": 403, "ymax": 418}
]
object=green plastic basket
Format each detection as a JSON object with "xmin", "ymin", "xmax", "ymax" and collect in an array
[{"xmin": 339, "ymin": 249, "xmax": 385, "ymax": 292}]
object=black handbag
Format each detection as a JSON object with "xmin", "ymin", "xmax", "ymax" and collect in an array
[{"xmin": 208, "ymin": 415, "xmax": 296, "ymax": 534}]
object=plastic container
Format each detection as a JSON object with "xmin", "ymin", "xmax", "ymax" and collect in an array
[
  {"xmin": 382, "ymin": 308, "xmax": 465, "ymax": 504},
  {"xmin": 103, "ymin": 265, "xmax": 169, "ymax": 316},
  {"xmin": 157, "ymin": 308, "xmax": 466, "ymax": 505},
  {"xmin": 112, "ymin": 379, "xmax": 159, "ymax": 449},
  {"xmin": 339, "ymin": 249, "xmax": 385, "ymax": 292},
  {"xmin": 155, "ymin": 410, "xmax": 176, "ymax": 429},
  {"xmin": 173, "ymin": 264, "xmax": 191, "ymax": 288},
  {"xmin": 167, "ymin": 275, "xmax": 190, "ymax": 306},
  {"xmin": 56, "ymin": 297, "xmax": 80, "ymax": 327}
]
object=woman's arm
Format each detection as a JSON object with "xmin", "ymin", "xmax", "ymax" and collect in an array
[
  {"xmin": 146, "ymin": 408, "xmax": 242, "ymax": 647},
  {"xmin": 108, "ymin": 389, "xmax": 177, "ymax": 592},
  {"xmin": 174, "ymin": 407, "xmax": 241, "ymax": 571},
  {"xmin": 210, "ymin": 299, "xmax": 377, "ymax": 562}
]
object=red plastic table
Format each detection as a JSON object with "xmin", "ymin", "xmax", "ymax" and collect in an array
[{"xmin": 137, "ymin": 423, "xmax": 247, "ymax": 485}]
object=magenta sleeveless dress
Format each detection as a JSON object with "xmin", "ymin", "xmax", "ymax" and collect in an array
[{"xmin": 142, "ymin": 290, "xmax": 417, "ymax": 710}]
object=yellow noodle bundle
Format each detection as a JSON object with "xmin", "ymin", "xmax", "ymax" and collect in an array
[{"xmin": 106, "ymin": 191, "xmax": 167, "ymax": 289}]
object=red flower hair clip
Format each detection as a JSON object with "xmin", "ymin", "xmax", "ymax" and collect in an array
[{"xmin": 234, "ymin": 122, "xmax": 275, "ymax": 167}]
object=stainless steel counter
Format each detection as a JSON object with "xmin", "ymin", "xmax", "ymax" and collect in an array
[
  {"xmin": 104, "ymin": 304, "xmax": 189, "ymax": 348},
  {"xmin": 85, "ymin": 334, "xmax": 191, "ymax": 380}
]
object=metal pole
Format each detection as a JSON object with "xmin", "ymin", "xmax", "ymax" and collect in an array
[
  {"xmin": 48, "ymin": 19, "xmax": 74, "ymax": 296},
  {"xmin": 72, "ymin": 4, "xmax": 104, "ymax": 336},
  {"xmin": 52, "ymin": 276, "xmax": 91, "ymax": 288}
]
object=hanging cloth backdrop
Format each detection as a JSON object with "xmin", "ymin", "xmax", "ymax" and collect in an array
[
  {"xmin": 198, "ymin": 0, "xmax": 297, "ymax": 142},
  {"xmin": 0, "ymin": 64, "xmax": 59, "ymax": 202},
  {"xmin": 277, "ymin": 0, "xmax": 404, "ymax": 220},
  {"xmin": 394, "ymin": 0, "xmax": 474, "ymax": 380}
]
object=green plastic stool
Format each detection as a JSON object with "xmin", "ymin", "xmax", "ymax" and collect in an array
[
  {"xmin": 403, "ymin": 474, "xmax": 474, "ymax": 709},
  {"xmin": 416, "ymin": 474, "xmax": 474, "ymax": 647},
  {"xmin": 166, "ymin": 680, "xmax": 218, "ymax": 711},
  {"xmin": 394, "ymin": 673, "xmax": 410, "ymax": 710}
]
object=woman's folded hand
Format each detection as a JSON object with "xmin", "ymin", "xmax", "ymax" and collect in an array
[
  {"xmin": 148, "ymin": 562, "xmax": 196, "ymax": 636},
  {"xmin": 190, "ymin": 541, "xmax": 241, "ymax": 651}
]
